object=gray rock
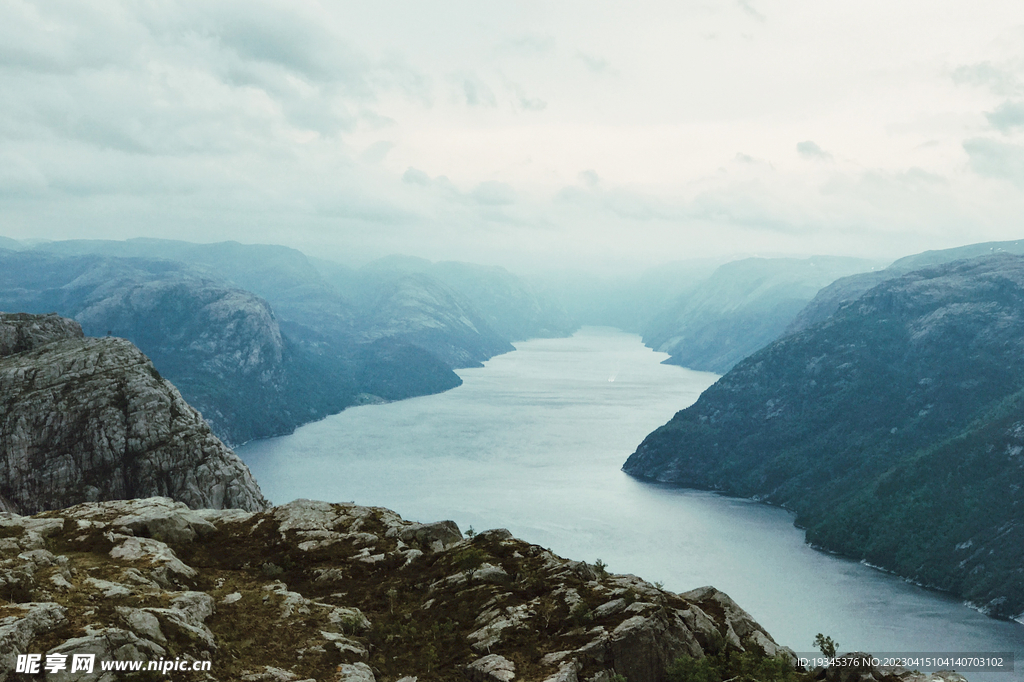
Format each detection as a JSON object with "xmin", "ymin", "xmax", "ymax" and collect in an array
[
  {"xmin": 0, "ymin": 315, "xmax": 269, "ymax": 514},
  {"xmin": 0, "ymin": 312, "xmax": 83, "ymax": 356},
  {"xmin": 337, "ymin": 662, "xmax": 376, "ymax": 682},
  {"xmin": 399, "ymin": 519, "xmax": 463, "ymax": 551},
  {"xmin": 465, "ymin": 654, "xmax": 516, "ymax": 682},
  {"xmin": 0, "ymin": 602, "xmax": 67, "ymax": 681}
]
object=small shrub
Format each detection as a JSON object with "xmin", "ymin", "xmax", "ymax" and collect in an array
[{"xmin": 814, "ymin": 633, "xmax": 838, "ymax": 659}]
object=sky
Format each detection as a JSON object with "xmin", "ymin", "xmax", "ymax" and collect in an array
[{"xmin": 1, "ymin": 0, "xmax": 1023, "ymax": 274}]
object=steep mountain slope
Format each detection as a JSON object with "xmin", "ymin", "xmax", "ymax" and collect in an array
[
  {"xmin": 0, "ymin": 250, "xmax": 362, "ymax": 445},
  {"xmin": 0, "ymin": 313, "xmax": 268, "ymax": 514},
  {"xmin": 788, "ymin": 239, "xmax": 1024, "ymax": 333},
  {"xmin": 642, "ymin": 256, "xmax": 879, "ymax": 373},
  {"xmin": 624, "ymin": 255, "xmax": 1024, "ymax": 618}
]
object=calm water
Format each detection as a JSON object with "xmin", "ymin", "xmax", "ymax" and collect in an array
[{"xmin": 240, "ymin": 327, "xmax": 1023, "ymax": 679}]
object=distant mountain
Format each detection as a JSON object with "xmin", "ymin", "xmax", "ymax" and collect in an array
[
  {"xmin": 0, "ymin": 249, "xmax": 467, "ymax": 445},
  {"xmin": 534, "ymin": 259, "xmax": 724, "ymax": 334},
  {"xmin": 1, "ymin": 239, "xmax": 575, "ymax": 442},
  {"xmin": 316, "ymin": 255, "xmax": 576, "ymax": 344},
  {"xmin": 30, "ymin": 239, "xmax": 571, "ymax": 367},
  {"xmin": 624, "ymin": 254, "xmax": 1024, "ymax": 618},
  {"xmin": 358, "ymin": 273, "xmax": 513, "ymax": 367},
  {"xmin": 641, "ymin": 256, "xmax": 880, "ymax": 373},
  {"xmin": 0, "ymin": 313, "xmax": 268, "ymax": 513},
  {"xmin": 788, "ymin": 239, "xmax": 1024, "ymax": 334}
]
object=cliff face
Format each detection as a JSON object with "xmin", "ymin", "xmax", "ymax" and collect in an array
[
  {"xmin": 624, "ymin": 255, "xmax": 1024, "ymax": 618},
  {"xmin": 0, "ymin": 497, "xmax": 796, "ymax": 682},
  {"xmin": 0, "ymin": 313, "xmax": 268, "ymax": 514}
]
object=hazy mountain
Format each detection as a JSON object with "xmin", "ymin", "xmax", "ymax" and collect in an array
[
  {"xmin": 641, "ymin": 256, "xmax": 881, "ymax": 373},
  {"xmin": 788, "ymin": 239, "xmax": 1024, "ymax": 334},
  {"xmin": 625, "ymin": 254, "xmax": 1024, "ymax": 618},
  {"xmin": 316, "ymin": 254, "xmax": 577, "ymax": 343},
  {"xmin": 0, "ymin": 249, "xmax": 366, "ymax": 445},
  {"xmin": 0, "ymin": 313, "xmax": 268, "ymax": 513},
  {"xmin": 30, "ymin": 238, "xmax": 567, "ymax": 367},
  {"xmin": 358, "ymin": 273, "xmax": 513, "ymax": 368}
]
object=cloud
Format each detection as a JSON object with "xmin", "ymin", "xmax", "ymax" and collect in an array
[
  {"xmin": 963, "ymin": 138, "xmax": 1024, "ymax": 184},
  {"xmin": 402, "ymin": 168, "xmax": 432, "ymax": 186},
  {"xmin": 460, "ymin": 76, "xmax": 497, "ymax": 107},
  {"xmin": 576, "ymin": 52, "xmax": 611, "ymax": 75},
  {"xmin": 985, "ymin": 100, "xmax": 1024, "ymax": 133},
  {"xmin": 517, "ymin": 95, "xmax": 547, "ymax": 112},
  {"xmin": 471, "ymin": 181, "xmax": 516, "ymax": 206},
  {"xmin": 951, "ymin": 61, "xmax": 1024, "ymax": 96},
  {"xmin": 360, "ymin": 141, "xmax": 394, "ymax": 164},
  {"xmin": 737, "ymin": 0, "xmax": 766, "ymax": 22},
  {"xmin": 501, "ymin": 34, "xmax": 556, "ymax": 55},
  {"xmin": 796, "ymin": 140, "xmax": 831, "ymax": 160},
  {"xmin": 578, "ymin": 170, "xmax": 600, "ymax": 188}
]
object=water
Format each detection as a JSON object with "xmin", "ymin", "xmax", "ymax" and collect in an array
[{"xmin": 239, "ymin": 327, "xmax": 1023, "ymax": 679}]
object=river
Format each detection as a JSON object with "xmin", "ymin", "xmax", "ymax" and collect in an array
[{"xmin": 238, "ymin": 327, "xmax": 1023, "ymax": 679}]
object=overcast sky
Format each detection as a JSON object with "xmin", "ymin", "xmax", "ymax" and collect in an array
[{"xmin": 1, "ymin": 1, "xmax": 1023, "ymax": 273}]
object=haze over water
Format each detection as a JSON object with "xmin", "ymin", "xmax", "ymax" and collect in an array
[{"xmin": 240, "ymin": 327, "xmax": 1024, "ymax": 679}]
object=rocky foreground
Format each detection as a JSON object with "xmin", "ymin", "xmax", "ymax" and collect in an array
[
  {"xmin": 0, "ymin": 312, "xmax": 268, "ymax": 514},
  {"xmin": 0, "ymin": 497, "xmax": 969, "ymax": 682}
]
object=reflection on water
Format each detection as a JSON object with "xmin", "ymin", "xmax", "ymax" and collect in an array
[{"xmin": 240, "ymin": 327, "xmax": 1024, "ymax": 679}]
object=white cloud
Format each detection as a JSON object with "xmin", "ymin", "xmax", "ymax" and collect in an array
[{"xmin": 1, "ymin": 0, "xmax": 1024, "ymax": 272}]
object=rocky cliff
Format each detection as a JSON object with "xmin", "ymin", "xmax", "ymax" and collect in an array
[
  {"xmin": 624, "ymin": 254, "xmax": 1024, "ymax": 619},
  {"xmin": 0, "ymin": 313, "xmax": 268, "ymax": 514}
]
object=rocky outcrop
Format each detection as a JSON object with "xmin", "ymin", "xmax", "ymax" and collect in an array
[
  {"xmin": 0, "ymin": 313, "xmax": 268, "ymax": 514},
  {"xmin": 0, "ymin": 497, "xmax": 801, "ymax": 682},
  {"xmin": 0, "ymin": 312, "xmax": 83, "ymax": 356},
  {"xmin": 625, "ymin": 254, "xmax": 1024, "ymax": 619}
]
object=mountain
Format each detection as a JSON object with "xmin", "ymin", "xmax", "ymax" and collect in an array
[
  {"xmin": 788, "ymin": 239, "xmax": 1024, "ymax": 334},
  {"xmin": 358, "ymin": 273, "xmax": 514, "ymax": 368},
  {"xmin": 33, "ymin": 238, "xmax": 573, "ymax": 365},
  {"xmin": 624, "ymin": 254, "xmax": 1024, "ymax": 619},
  {"xmin": 533, "ymin": 259, "xmax": 724, "ymax": 334},
  {"xmin": 317, "ymin": 255, "xmax": 577, "ymax": 345},
  {"xmin": 0, "ymin": 313, "xmax": 268, "ymax": 514},
  {"xmin": 641, "ymin": 256, "xmax": 880, "ymax": 373},
  {"xmin": 0, "ymin": 249, "xmax": 367, "ymax": 446}
]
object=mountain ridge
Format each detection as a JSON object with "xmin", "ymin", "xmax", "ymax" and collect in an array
[{"xmin": 624, "ymin": 254, "xmax": 1024, "ymax": 619}]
